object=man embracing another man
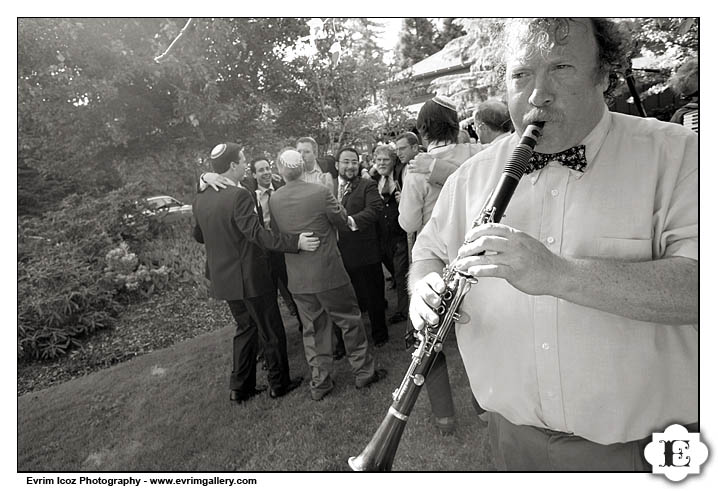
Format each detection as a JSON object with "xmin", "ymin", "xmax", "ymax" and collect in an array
[{"xmin": 193, "ymin": 142, "xmax": 317, "ymax": 404}]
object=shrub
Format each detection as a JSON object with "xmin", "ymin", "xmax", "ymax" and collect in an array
[
  {"xmin": 17, "ymin": 184, "xmax": 171, "ymax": 361},
  {"xmin": 103, "ymin": 242, "xmax": 172, "ymax": 299},
  {"xmin": 18, "ymin": 241, "xmax": 120, "ymax": 360}
]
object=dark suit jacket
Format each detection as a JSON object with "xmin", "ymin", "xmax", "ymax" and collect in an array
[
  {"xmin": 192, "ymin": 185, "xmax": 299, "ymax": 301},
  {"xmin": 270, "ymin": 180, "xmax": 351, "ymax": 294},
  {"xmin": 372, "ymin": 174, "xmax": 407, "ymax": 248},
  {"xmin": 336, "ymin": 177, "xmax": 383, "ymax": 270}
]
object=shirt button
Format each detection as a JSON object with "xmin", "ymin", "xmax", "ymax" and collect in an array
[
  {"xmin": 542, "ymin": 342, "xmax": 550, "ymax": 350},
  {"xmin": 551, "ymin": 189, "xmax": 559, "ymax": 197},
  {"xmin": 546, "ymin": 237, "xmax": 555, "ymax": 245}
]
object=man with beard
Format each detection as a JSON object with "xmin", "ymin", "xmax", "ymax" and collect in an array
[
  {"xmin": 372, "ymin": 144, "xmax": 409, "ymax": 325},
  {"xmin": 334, "ymin": 146, "xmax": 389, "ymax": 348}
]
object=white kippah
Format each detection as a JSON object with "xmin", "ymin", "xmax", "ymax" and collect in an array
[
  {"xmin": 211, "ymin": 143, "xmax": 227, "ymax": 159},
  {"xmin": 279, "ymin": 149, "xmax": 304, "ymax": 169}
]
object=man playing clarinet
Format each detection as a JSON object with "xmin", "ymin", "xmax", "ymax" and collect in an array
[{"xmin": 408, "ymin": 18, "xmax": 697, "ymax": 471}]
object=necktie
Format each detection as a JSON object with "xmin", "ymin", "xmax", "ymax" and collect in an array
[
  {"xmin": 339, "ymin": 182, "xmax": 348, "ymax": 201},
  {"xmin": 380, "ymin": 176, "xmax": 392, "ymax": 196},
  {"xmin": 525, "ymin": 145, "xmax": 587, "ymax": 174}
]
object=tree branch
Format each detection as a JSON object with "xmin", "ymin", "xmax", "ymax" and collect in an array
[{"xmin": 154, "ymin": 18, "xmax": 194, "ymax": 64}]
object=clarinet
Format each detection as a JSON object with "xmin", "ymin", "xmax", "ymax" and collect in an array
[{"xmin": 348, "ymin": 121, "xmax": 544, "ymax": 472}]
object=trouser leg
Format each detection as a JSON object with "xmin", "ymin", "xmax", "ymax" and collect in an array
[
  {"xmin": 317, "ymin": 283, "xmax": 375, "ymax": 384},
  {"xmin": 487, "ymin": 412, "xmax": 673, "ymax": 471},
  {"xmin": 425, "ymin": 351, "xmax": 455, "ymax": 419},
  {"xmin": 243, "ymin": 294, "xmax": 290, "ymax": 391},
  {"xmin": 227, "ymin": 299, "xmax": 258, "ymax": 393},
  {"xmin": 348, "ymin": 263, "xmax": 388, "ymax": 344},
  {"xmin": 293, "ymin": 292, "xmax": 333, "ymax": 395},
  {"xmin": 392, "ymin": 238, "xmax": 409, "ymax": 315}
]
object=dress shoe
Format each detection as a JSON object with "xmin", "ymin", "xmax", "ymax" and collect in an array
[
  {"xmin": 269, "ymin": 377, "xmax": 303, "ymax": 399},
  {"xmin": 355, "ymin": 368, "xmax": 387, "ymax": 389},
  {"xmin": 388, "ymin": 312, "xmax": 407, "ymax": 324},
  {"xmin": 230, "ymin": 384, "xmax": 267, "ymax": 404},
  {"xmin": 434, "ymin": 416, "xmax": 456, "ymax": 435},
  {"xmin": 311, "ymin": 382, "xmax": 335, "ymax": 401}
]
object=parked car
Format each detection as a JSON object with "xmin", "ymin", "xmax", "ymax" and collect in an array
[{"xmin": 145, "ymin": 195, "xmax": 193, "ymax": 223}]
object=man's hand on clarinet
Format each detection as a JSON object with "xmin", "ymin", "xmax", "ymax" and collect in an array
[
  {"xmin": 408, "ymin": 272, "xmax": 445, "ymax": 330},
  {"xmin": 454, "ymin": 222, "xmax": 568, "ymax": 296}
]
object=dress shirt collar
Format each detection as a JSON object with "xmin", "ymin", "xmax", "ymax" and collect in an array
[
  {"xmin": 581, "ymin": 104, "xmax": 611, "ymax": 168},
  {"xmin": 528, "ymin": 105, "xmax": 611, "ymax": 184},
  {"xmin": 256, "ymin": 182, "xmax": 275, "ymax": 194}
]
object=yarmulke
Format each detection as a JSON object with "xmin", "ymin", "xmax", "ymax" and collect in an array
[
  {"xmin": 432, "ymin": 95, "xmax": 457, "ymax": 112},
  {"xmin": 278, "ymin": 149, "xmax": 304, "ymax": 169},
  {"xmin": 209, "ymin": 142, "xmax": 242, "ymax": 173}
]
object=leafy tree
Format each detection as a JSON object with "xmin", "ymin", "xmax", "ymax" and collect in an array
[
  {"xmin": 18, "ymin": 18, "xmax": 311, "ymax": 213},
  {"xmin": 295, "ymin": 18, "xmax": 389, "ymax": 152},
  {"xmin": 395, "ymin": 18, "xmax": 442, "ymax": 69},
  {"xmin": 435, "ymin": 18, "xmax": 467, "ymax": 50}
]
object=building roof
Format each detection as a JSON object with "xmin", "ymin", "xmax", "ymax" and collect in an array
[{"xmin": 399, "ymin": 46, "xmax": 471, "ymax": 80}]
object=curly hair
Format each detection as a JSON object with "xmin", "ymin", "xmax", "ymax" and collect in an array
[{"xmin": 501, "ymin": 18, "xmax": 630, "ymax": 102}]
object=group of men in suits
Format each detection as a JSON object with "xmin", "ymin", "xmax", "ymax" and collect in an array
[
  {"xmin": 193, "ymin": 138, "xmax": 389, "ymax": 403},
  {"xmin": 192, "ymin": 143, "xmax": 311, "ymax": 403}
]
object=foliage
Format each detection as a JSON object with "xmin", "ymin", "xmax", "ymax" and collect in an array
[
  {"xmin": 18, "ymin": 18, "xmax": 310, "ymax": 210},
  {"xmin": 435, "ymin": 18, "xmax": 467, "ymax": 49},
  {"xmin": 104, "ymin": 242, "xmax": 171, "ymax": 298},
  {"xmin": 395, "ymin": 18, "xmax": 467, "ymax": 70},
  {"xmin": 614, "ymin": 18, "xmax": 698, "ymax": 99},
  {"xmin": 395, "ymin": 18, "xmax": 442, "ymax": 69},
  {"xmin": 294, "ymin": 18, "xmax": 390, "ymax": 152},
  {"xmin": 16, "ymin": 184, "xmax": 200, "ymax": 361}
]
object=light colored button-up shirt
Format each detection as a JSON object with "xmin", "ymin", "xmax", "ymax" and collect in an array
[
  {"xmin": 413, "ymin": 107, "xmax": 698, "ymax": 445},
  {"xmin": 399, "ymin": 143, "xmax": 481, "ymax": 235},
  {"xmin": 255, "ymin": 184, "xmax": 274, "ymax": 228},
  {"xmin": 302, "ymin": 164, "xmax": 333, "ymax": 190}
]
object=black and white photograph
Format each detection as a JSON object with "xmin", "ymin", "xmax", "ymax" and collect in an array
[{"xmin": 13, "ymin": 10, "xmax": 709, "ymax": 488}]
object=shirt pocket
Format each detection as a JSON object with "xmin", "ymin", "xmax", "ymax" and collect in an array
[{"xmin": 597, "ymin": 237, "xmax": 653, "ymax": 261}]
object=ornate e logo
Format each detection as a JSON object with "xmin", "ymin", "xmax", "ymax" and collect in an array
[{"xmin": 644, "ymin": 424, "xmax": 708, "ymax": 482}]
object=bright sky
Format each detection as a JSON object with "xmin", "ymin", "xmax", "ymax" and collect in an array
[{"xmin": 375, "ymin": 17, "xmax": 404, "ymax": 60}]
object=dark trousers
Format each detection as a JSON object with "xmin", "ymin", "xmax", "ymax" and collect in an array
[
  {"xmin": 346, "ymin": 262, "xmax": 388, "ymax": 344},
  {"xmin": 227, "ymin": 294, "xmax": 291, "ymax": 394},
  {"xmin": 425, "ymin": 350, "xmax": 456, "ymax": 419},
  {"xmin": 269, "ymin": 251, "xmax": 301, "ymax": 319},
  {"xmin": 387, "ymin": 238, "xmax": 409, "ymax": 316},
  {"xmin": 487, "ymin": 413, "xmax": 700, "ymax": 471}
]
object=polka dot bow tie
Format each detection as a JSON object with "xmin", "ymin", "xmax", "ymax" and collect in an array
[{"xmin": 525, "ymin": 145, "xmax": 587, "ymax": 174}]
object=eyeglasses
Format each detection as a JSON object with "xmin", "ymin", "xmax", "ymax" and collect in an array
[{"xmin": 339, "ymin": 160, "xmax": 359, "ymax": 165}]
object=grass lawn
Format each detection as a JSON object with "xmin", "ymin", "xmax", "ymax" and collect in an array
[{"xmin": 17, "ymin": 287, "xmax": 496, "ymax": 472}]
